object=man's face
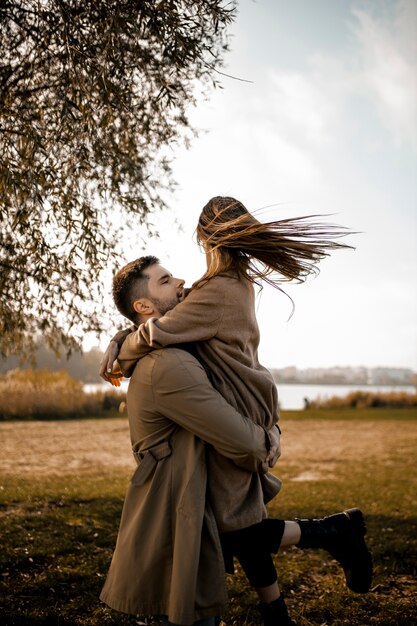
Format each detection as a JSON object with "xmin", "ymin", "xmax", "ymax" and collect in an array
[{"xmin": 143, "ymin": 263, "xmax": 185, "ymax": 317}]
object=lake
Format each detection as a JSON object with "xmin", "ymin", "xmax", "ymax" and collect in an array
[
  {"xmin": 85, "ymin": 381, "xmax": 415, "ymax": 411},
  {"xmin": 277, "ymin": 383, "xmax": 415, "ymax": 410}
]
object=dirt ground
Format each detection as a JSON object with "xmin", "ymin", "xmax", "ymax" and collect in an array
[{"xmin": 1, "ymin": 417, "xmax": 416, "ymax": 479}]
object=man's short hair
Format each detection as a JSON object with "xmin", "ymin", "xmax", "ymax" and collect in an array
[{"xmin": 112, "ymin": 256, "xmax": 159, "ymax": 323}]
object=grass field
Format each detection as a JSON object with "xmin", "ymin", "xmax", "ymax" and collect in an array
[{"xmin": 1, "ymin": 409, "xmax": 416, "ymax": 625}]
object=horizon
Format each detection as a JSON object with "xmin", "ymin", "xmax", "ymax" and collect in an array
[{"xmin": 2, "ymin": 343, "xmax": 416, "ymax": 376}]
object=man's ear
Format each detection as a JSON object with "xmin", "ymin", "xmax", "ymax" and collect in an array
[{"xmin": 133, "ymin": 298, "xmax": 153, "ymax": 316}]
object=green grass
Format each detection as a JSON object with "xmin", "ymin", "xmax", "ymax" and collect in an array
[{"xmin": 1, "ymin": 409, "xmax": 416, "ymax": 625}]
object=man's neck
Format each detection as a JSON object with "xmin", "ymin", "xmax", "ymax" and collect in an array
[{"xmin": 139, "ymin": 313, "xmax": 161, "ymax": 324}]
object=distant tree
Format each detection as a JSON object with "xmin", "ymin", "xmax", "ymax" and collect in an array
[
  {"xmin": 0, "ymin": 341, "xmax": 104, "ymax": 382},
  {"xmin": 0, "ymin": 0, "xmax": 236, "ymax": 356}
]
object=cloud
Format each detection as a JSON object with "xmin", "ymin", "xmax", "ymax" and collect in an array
[
  {"xmin": 251, "ymin": 1, "xmax": 417, "ymax": 155},
  {"xmin": 352, "ymin": 0, "xmax": 417, "ymax": 150},
  {"xmin": 266, "ymin": 70, "xmax": 338, "ymax": 144}
]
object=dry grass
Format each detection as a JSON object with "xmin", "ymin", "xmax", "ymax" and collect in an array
[
  {"xmin": 1, "ymin": 410, "xmax": 416, "ymax": 625},
  {"xmin": 0, "ymin": 412, "xmax": 414, "ymax": 480},
  {"xmin": 0, "ymin": 369, "xmax": 125, "ymax": 419},
  {"xmin": 0, "ymin": 417, "xmax": 133, "ymax": 476},
  {"xmin": 310, "ymin": 389, "xmax": 417, "ymax": 409}
]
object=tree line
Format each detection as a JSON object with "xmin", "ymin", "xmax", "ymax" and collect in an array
[{"xmin": 0, "ymin": 342, "xmax": 104, "ymax": 383}]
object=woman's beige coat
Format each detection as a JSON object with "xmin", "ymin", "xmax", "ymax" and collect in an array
[
  {"xmin": 118, "ymin": 273, "xmax": 281, "ymax": 532},
  {"xmin": 100, "ymin": 347, "xmax": 271, "ymax": 625}
]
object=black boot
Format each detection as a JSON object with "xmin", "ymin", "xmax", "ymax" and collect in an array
[
  {"xmin": 257, "ymin": 595, "xmax": 297, "ymax": 626},
  {"xmin": 296, "ymin": 507, "xmax": 373, "ymax": 593}
]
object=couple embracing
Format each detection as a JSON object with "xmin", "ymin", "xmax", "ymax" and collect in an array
[{"xmin": 99, "ymin": 197, "xmax": 372, "ymax": 626}]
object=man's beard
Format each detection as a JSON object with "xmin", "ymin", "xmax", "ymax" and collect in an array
[{"xmin": 151, "ymin": 295, "xmax": 180, "ymax": 317}]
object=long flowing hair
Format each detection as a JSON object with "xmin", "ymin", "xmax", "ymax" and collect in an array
[{"xmin": 194, "ymin": 196, "xmax": 354, "ymax": 291}]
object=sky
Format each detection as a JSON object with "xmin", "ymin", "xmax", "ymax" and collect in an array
[{"xmin": 107, "ymin": 0, "xmax": 417, "ymax": 372}]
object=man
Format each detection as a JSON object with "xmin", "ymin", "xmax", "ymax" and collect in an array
[
  {"xmin": 100, "ymin": 257, "xmax": 280, "ymax": 626},
  {"xmin": 100, "ymin": 256, "xmax": 373, "ymax": 626}
]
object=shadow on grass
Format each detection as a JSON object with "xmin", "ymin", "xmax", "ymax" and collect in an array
[{"xmin": 1, "ymin": 496, "xmax": 417, "ymax": 626}]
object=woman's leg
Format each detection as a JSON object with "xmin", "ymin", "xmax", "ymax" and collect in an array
[
  {"xmin": 220, "ymin": 519, "xmax": 285, "ymax": 590},
  {"xmin": 280, "ymin": 520, "xmax": 302, "ymax": 547},
  {"xmin": 220, "ymin": 521, "xmax": 296, "ymax": 625},
  {"xmin": 254, "ymin": 582, "xmax": 280, "ymax": 603}
]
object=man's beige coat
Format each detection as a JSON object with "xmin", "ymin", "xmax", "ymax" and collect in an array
[
  {"xmin": 118, "ymin": 273, "xmax": 281, "ymax": 532},
  {"xmin": 100, "ymin": 348, "xmax": 271, "ymax": 625}
]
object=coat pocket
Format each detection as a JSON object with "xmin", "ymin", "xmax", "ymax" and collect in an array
[{"xmin": 131, "ymin": 441, "xmax": 172, "ymax": 486}]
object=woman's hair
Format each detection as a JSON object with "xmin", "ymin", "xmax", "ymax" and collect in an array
[{"xmin": 194, "ymin": 196, "xmax": 353, "ymax": 290}]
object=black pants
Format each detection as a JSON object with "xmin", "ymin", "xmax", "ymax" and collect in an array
[{"xmin": 220, "ymin": 519, "xmax": 286, "ymax": 588}]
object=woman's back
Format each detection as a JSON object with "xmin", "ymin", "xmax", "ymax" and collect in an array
[{"xmin": 188, "ymin": 273, "xmax": 279, "ymax": 429}]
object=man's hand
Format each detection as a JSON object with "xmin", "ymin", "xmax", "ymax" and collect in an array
[
  {"xmin": 265, "ymin": 425, "xmax": 281, "ymax": 468},
  {"xmin": 100, "ymin": 341, "xmax": 122, "ymax": 384}
]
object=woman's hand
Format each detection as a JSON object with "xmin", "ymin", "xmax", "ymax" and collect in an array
[{"xmin": 100, "ymin": 341, "xmax": 122, "ymax": 384}]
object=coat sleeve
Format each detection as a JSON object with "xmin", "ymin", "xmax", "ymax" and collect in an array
[
  {"xmin": 117, "ymin": 279, "xmax": 225, "ymax": 376},
  {"xmin": 151, "ymin": 349, "xmax": 269, "ymax": 473}
]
